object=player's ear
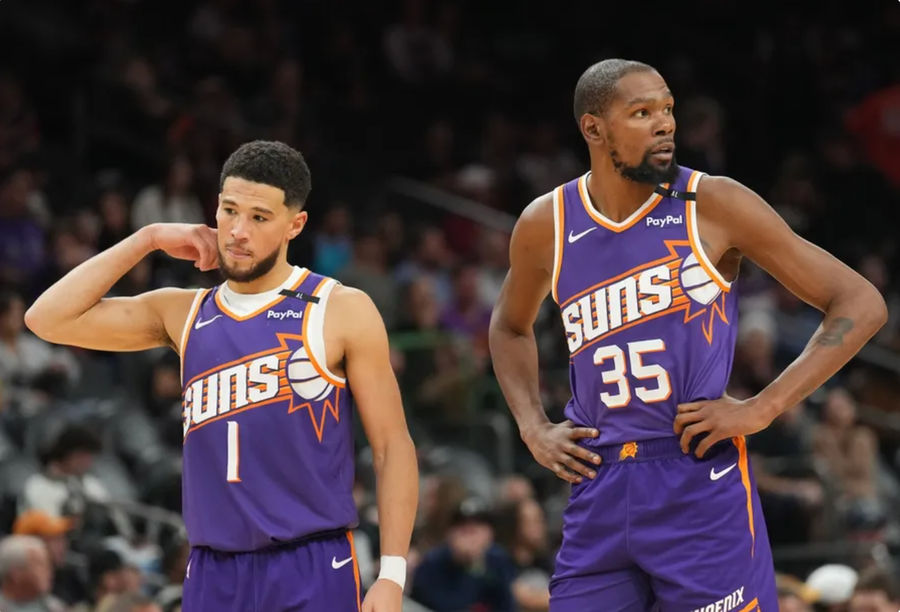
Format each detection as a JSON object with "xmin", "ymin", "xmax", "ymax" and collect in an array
[
  {"xmin": 287, "ymin": 209, "xmax": 308, "ymax": 240},
  {"xmin": 580, "ymin": 113, "xmax": 605, "ymax": 146}
]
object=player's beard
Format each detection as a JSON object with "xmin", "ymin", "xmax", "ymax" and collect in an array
[
  {"xmin": 217, "ymin": 243, "xmax": 281, "ymax": 283},
  {"xmin": 610, "ymin": 147, "xmax": 679, "ymax": 185}
]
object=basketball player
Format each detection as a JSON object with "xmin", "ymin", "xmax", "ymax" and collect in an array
[
  {"xmin": 489, "ymin": 59, "xmax": 887, "ymax": 611},
  {"xmin": 25, "ymin": 141, "xmax": 418, "ymax": 612}
]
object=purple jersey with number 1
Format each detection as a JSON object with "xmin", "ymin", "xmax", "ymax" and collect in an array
[
  {"xmin": 547, "ymin": 167, "xmax": 777, "ymax": 612},
  {"xmin": 178, "ymin": 267, "xmax": 362, "ymax": 611}
]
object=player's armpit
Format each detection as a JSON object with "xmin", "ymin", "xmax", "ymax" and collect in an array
[{"xmin": 31, "ymin": 287, "xmax": 196, "ymax": 353}]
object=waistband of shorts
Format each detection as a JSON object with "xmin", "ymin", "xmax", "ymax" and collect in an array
[
  {"xmin": 584, "ymin": 436, "xmax": 735, "ymax": 464},
  {"xmin": 195, "ymin": 527, "xmax": 350, "ymax": 555}
]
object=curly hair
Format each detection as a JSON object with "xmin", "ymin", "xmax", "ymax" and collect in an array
[{"xmin": 220, "ymin": 140, "xmax": 312, "ymax": 209}]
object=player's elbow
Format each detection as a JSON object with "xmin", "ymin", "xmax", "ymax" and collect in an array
[
  {"xmin": 23, "ymin": 304, "xmax": 54, "ymax": 341},
  {"xmin": 867, "ymin": 287, "xmax": 889, "ymax": 332}
]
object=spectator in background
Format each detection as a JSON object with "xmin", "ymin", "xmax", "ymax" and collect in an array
[
  {"xmin": 394, "ymin": 226, "xmax": 454, "ymax": 307},
  {"xmin": 0, "ymin": 535, "xmax": 64, "ymax": 612},
  {"xmin": 13, "ymin": 509, "xmax": 88, "ymax": 605},
  {"xmin": 440, "ymin": 263, "xmax": 492, "ymax": 359},
  {"xmin": 849, "ymin": 567, "xmax": 900, "ymax": 612},
  {"xmin": 130, "ymin": 155, "xmax": 204, "ymax": 231},
  {"xmin": 312, "ymin": 203, "xmax": 353, "ymax": 278},
  {"xmin": 338, "ymin": 231, "xmax": 399, "ymax": 329},
  {"xmin": 20, "ymin": 424, "xmax": 109, "ymax": 518},
  {"xmin": 0, "ymin": 167, "xmax": 47, "ymax": 292},
  {"xmin": 496, "ymin": 497, "xmax": 552, "ymax": 612},
  {"xmin": 411, "ymin": 499, "xmax": 515, "ymax": 612},
  {"xmin": 0, "ymin": 289, "xmax": 80, "ymax": 415},
  {"xmin": 154, "ymin": 539, "xmax": 188, "ymax": 612},
  {"xmin": 748, "ymin": 402, "xmax": 825, "ymax": 545},
  {"xmin": 100, "ymin": 592, "xmax": 163, "ymax": 612},
  {"xmin": 97, "ymin": 187, "xmax": 133, "ymax": 252},
  {"xmin": 812, "ymin": 388, "xmax": 884, "ymax": 532},
  {"xmin": 71, "ymin": 548, "xmax": 135, "ymax": 612}
]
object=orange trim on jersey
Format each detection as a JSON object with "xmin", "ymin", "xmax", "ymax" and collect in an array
[
  {"xmin": 733, "ymin": 436, "xmax": 756, "ymax": 558},
  {"xmin": 214, "ymin": 268, "xmax": 311, "ymax": 321},
  {"xmin": 179, "ymin": 289, "xmax": 210, "ymax": 385},
  {"xmin": 184, "ymin": 391, "xmax": 293, "ymax": 441},
  {"xmin": 551, "ymin": 186, "xmax": 566, "ymax": 304},
  {"xmin": 347, "ymin": 531, "xmax": 362, "ymax": 611},
  {"xmin": 737, "ymin": 598, "xmax": 759, "ymax": 612},
  {"xmin": 578, "ymin": 174, "xmax": 666, "ymax": 232},
  {"xmin": 684, "ymin": 176, "xmax": 730, "ymax": 293},
  {"xmin": 559, "ymin": 240, "xmax": 691, "ymax": 309},
  {"xmin": 301, "ymin": 278, "xmax": 346, "ymax": 388},
  {"xmin": 288, "ymin": 387, "xmax": 341, "ymax": 442}
]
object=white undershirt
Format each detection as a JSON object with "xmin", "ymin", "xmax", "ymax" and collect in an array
[{"xmin": 218, "ymin": 266, "xmax": 306, "ymax": 316}]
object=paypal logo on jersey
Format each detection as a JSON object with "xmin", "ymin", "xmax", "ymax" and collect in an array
[
  {"xmin": 267, "ymin": 309, "xmax": 303, "ymax": 320},
  {"xmin": 646, "ymin": 214, "xmax": 683, "ymax": 228}
]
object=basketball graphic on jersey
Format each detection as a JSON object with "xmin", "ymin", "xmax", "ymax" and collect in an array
[
  {"xmin": 679, "ymin": 253, "xmax": 721, "ymax": 305},
  {"xmin": 286, "ymin": 345, "xmax": 334, "ymax": 401}
]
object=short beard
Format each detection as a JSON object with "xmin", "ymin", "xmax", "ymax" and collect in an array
[
  {"xmin": 217, "ymin": 244, "xmax": 281, "ymax": 283},
  {"xmin": 610, "ymin": 148, "xmax": 679, "ymax": 185}
]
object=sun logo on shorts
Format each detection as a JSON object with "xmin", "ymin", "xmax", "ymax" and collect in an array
[{"xmin": 619, "ymin": 442, "xmax": 638, "ymax": 461}]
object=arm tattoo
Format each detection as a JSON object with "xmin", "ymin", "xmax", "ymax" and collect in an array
[{"xmin": 814, "ymin": 317, "xmax": 854, "ymax": 346}]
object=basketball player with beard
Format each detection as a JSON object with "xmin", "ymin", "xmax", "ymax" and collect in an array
[
  {"xmin": 489, "ymin": 59, "xmax": 887, "ymax": 611},
  {"xmin": 26, "ymin": 141, "xmax": 418, "ymax": 612}
]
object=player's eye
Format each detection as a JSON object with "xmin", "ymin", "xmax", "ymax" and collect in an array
[
  {"xmin": 663, "ymin": 105, "xmax": 673, "ymax": 115},
  {"xmin": 254, "ymin": 215, "xmax": 267, "ymax": 222},
  {"xmin": 634, "ymin": 109, "xmax": 649, "ymax": 118},
  {"xmin": 223, "ymin": 207, "xmax": 236, "ymax": 215}
]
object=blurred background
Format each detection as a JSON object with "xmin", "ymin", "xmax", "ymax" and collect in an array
[{"xmin": 0, "ymin": 1, "xmax": 899, "ymax": 611}]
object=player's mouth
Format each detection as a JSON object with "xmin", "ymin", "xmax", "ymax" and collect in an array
[
  {"xmin": 649, "ymin": 141, "xmax": 675, "ymax": 162},
  {"xmin": 226, "ymin": 246, "xmax": 253, "ymax": 260}
]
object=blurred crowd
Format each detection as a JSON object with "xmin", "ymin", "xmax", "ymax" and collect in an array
[{"xmin": 0, "ymin": 0, "xmax": 899, "ymax": 610}]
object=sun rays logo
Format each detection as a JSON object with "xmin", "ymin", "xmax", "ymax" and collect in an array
[{"xmin": 560, "ymin": 240, "xmax": 729, "ymax": 356}]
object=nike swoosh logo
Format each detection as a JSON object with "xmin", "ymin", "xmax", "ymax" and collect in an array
[
  {"xmin": 331, "ymin": 556, "xmax": 353, "ymax": 570},
  {"xmin": 709, "ymin": 463, "xmax": 737, "ymax": 481},
  {"xmin": 568, "ymin": 227, "xmax": 597, "ymax": 243},
  {"xmin": 194, "ymin": 314, "xmax": 223, "ymax": 330}
]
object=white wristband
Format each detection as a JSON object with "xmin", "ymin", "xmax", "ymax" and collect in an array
[{"xmin": 378, "ymin": 555, "xmax": 407, "ymax": 590}]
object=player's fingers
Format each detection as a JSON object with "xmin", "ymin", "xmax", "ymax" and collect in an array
[
  {"xmin": 679, "ymin": 422, "xmax": 711, "ymax": 454},
  {"xmin": 558, "ymin": 453, "xmax": 596, "ymax": 479},
  {"xmin": 564, "ymin": 442, "xmax": 602, "ymax": 466},
  {"xmin": 568, "ymin": 427, "xmax": 600, "ymax": 440},
  {"xmin": 673, "ymin": 410, "xmax": 704, "ymax": 434},
  {"xmin": 550, "ymin": 462, "xmax": 582, "ymax": 484},
  {"xmin": 676, "ymin": 401, "xmax": 704, "ymax": 413},
  {"xmin": 695, "ymin": 432, "xmax": 724, "ymax": 459}
]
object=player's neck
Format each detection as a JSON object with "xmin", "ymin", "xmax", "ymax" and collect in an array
[
  {"xmin": 225, "ymin": 260, "xmax": 296, "ymax": 295},
  {"xmin": 585, "ymin": 167, "xmax": 658, "ymax": 223}
]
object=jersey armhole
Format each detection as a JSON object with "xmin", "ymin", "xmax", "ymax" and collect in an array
[
  {"xmin": 685, "ymin": 172, "xmax": 732, "ymax": 292},
  {"xmin": 551, "ymin": 186, "xmax": 565, "ymax": 304},
  {"xmin": 302, "ymin": 278, "xmax": 347, "ymax": 387},
  {"xmin": 179, "ymin": 288, "xmax": 208, "ymax": 385}
]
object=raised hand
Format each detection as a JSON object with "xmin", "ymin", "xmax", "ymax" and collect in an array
[
  {"xmin": 148, "ymin": 223, "xmax": 219, "ymax": 271},
  {"xmin": 522, "ymin": 420, "xmax": 602, "ymax": 483}
]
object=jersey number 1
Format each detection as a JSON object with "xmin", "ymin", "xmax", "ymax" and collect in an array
[
  {"xmin": 226, "ymin": 421, "xmax": 241, "ymax": 482},
  {"xmin": 593, "ymin": 339, "xmax": 671, "ymax": 408}
]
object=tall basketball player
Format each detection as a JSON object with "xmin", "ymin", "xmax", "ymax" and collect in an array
[
  {"xmin": 25, "ymin": 141, "xmax": 417, "ymax": 612},
  {"xmin": 489, "ymin": 60, "xmax": 887, "ymax": 611}
]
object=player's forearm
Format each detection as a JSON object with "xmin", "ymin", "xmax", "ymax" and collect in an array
[
  {"xmin": 488, "ymin": 317, "xmax": 549, "ymax": 438},
  {"xmin": 755, "ymin": 283, "xmax": 887, "ymax": 419},
  {"xmin": 25, "ymin": 226, "xmax": 156, "ymax": 339},
  {"xmin": 373, "ymin": 431, "xmax": 418, "ymax": 557}
]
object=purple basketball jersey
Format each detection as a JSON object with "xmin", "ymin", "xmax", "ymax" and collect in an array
[
  {"xmin": 552, "ymin": 167, "xmax": 738, "ymax": 445},
  {"xmin": 180, "ymin": 268, "xmax": 357, "ymax": 551}
]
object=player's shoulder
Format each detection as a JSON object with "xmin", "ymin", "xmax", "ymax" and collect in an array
[
  {"xmin": 695, "ymin": 174, "xmax": 767, "ymax": 219},
  {"xmin": 326, "ymin": 284, "xmax": 380, "ymax": 319}
]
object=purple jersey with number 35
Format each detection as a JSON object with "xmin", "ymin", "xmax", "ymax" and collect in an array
[{"xmin": 552, "ymin": 166, "xmax": 739, "ymax": 445}]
